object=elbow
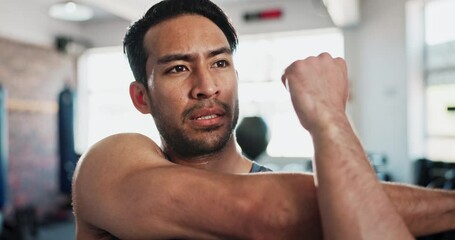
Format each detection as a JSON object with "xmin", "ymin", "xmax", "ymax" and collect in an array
[{"xmin": 242, "ymin": 175, "xmax": 320, "ymax": 239}]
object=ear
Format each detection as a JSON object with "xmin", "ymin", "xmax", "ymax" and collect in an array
[{"xmin": 129, "ymin": 81, "xmax": 152, "ymax": 114}]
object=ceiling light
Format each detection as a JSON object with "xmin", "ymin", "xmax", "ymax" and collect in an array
[{"xmin": 49, "ymin": 1, "xmax": 94, "ymax": 22}]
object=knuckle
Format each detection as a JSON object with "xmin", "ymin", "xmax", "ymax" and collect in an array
[
  {"xmin": 286, "ymin": 60, "xmax": 304, "ymax": 73},
  {"xmin": 334, "ymin": 57, "xmax": 346, "ymax": 64},
  {"xmin": 318, "ymin": 52, "xmax": 332, "ymax": 58},
  {"xmin": 292, "ymin": 59, "xmax": 305, "ymax": 67}
]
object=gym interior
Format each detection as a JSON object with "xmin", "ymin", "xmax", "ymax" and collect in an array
[{"xmin": 0, "ymin": 0, "xmax": 454, "ymax": 239}]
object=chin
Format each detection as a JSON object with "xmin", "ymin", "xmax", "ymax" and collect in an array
[
  {"xmin": 197, "ymin": 130, "xmax": 232, "ymax": 149},
  {"xmin": 183, "ymin": 130, "xmax": 233, "ymax": 156}
]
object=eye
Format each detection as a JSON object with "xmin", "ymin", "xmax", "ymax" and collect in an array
[
  {"xmin": 212, "ymin": 60, "xmax": 229, "ymax": 68},
  {"xmin": 167, "ymin": 65, "xmax": 188, "ymax": 74}
]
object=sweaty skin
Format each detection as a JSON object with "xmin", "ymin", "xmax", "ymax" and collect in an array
[{"xmin": 72, "ymin": 14, "xmax": 455, "ymax": 240}]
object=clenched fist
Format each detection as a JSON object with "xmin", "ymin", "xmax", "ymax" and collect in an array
[{"xmin": 281, "ymin": 52, "xmax": 349, "ymax": 133}]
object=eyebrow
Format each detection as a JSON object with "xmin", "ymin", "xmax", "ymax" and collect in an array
[
  {"xmin": 208, "ymin": 47, "xmax": 232, "ymax": 58},
  {"xmin": 156, "ymin": 47, "xmax": 232, "ymax": 65}
]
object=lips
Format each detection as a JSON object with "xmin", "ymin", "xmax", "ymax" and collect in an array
[
  {"xmin": 195, "ymin": 114, "xmax": 219, "ymax": 120},
  {"xmin": 185, "ymin": 105, "xmax": 227, "ymax": 129},
  {"xmin": 190, "ymin": 108, "xmax": 225, "ymax": 120},
  {"xmin": 182, "ymin": 99, "xmax": 231, "ymax": 129}
]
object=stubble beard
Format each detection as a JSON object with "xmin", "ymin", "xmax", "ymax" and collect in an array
[{"xmin": 152, "ymin": 99, "xmax": 239, "ymax": 159}]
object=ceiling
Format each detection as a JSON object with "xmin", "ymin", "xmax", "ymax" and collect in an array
[
  {"xmin": 72, "ymin": 0, "xmax": 357, "ymax": 28},
  {"xmin": 39, "ymin": 0, "xmax": 288, "ymax": 23}
]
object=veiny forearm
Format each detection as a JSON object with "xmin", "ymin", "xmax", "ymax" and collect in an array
[
  {"xmin": 311, "ymin": 117, "xmax": 412, "ymax": 240},
  {"xmin": 383, "ymin": 182, "xmax": 455, "ymax": 236}
]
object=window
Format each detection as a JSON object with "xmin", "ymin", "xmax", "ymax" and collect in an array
[
  {"xmin": 424, "ymin": 0, "xmax": 455, "ymax": 162},
  {"xmin": 75, "ymin": 47, "xmax": 160, "ymax": 154}
]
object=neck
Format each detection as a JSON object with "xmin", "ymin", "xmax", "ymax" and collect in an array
[{"xmin": 164, "ymin": 137, "xmax": 252, "ymax": 174}]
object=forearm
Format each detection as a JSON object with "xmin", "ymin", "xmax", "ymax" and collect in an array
[
  {"xmin": 281, "ymin": 54, "xmax": 414, "ymax": 239},
  {"xmin": 383, "ymin": 182, "xmax": 455, "ymax": 236},
  {"xmin": 311, "ymin": 117, "xmax": 412, "ymax": 240}
]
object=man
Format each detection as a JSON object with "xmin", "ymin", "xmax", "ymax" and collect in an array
[{"xmin": 72, "ymin": 0, "xmax": 455, "ymax": 239}]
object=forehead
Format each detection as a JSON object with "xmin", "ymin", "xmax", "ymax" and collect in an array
[{"xmin": 144, "ymin": 14, "xmax": 230, "ymax": 59}]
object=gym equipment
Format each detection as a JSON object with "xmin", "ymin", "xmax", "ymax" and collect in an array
[
  {"xmin": 367, "ymin": 153, "xmax": 391, "ymax": 181},
  {"xmin": 0, "ymin": 86, "xmax": 8, "ymax": 209},
  {"xmin": 0, "ymin": 86, "xmax": 8, "ymax": 237},
  {"xmin": 0, "ymin": 206, "xmax": 38, "ymax": 240},
  {"xmin": 415, "ymin": 159, "xmax": 455, "ymax": 240},
  {"xmin": 58, "ymin": 87, "xmax": 77, "ymax": 195},
  {"xmin": 235, "ymin": 116, "xmax": 269, "ymax": 160},
  {"xmin": 415, "ymin": 158, "xmax": 455, "ymax": 189}
]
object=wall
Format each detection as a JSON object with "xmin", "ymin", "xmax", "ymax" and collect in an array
[
  {"xmin": 80, "ymin": 19, "xmax": 131, "ymax": 48},
  {"xmin": 0, "ymin": 0, "xmax": 80, "ymax": 218},
  {"xmin": 344, "ymin": 0, "xmax": 412, "ymax": 183},
  {"xmin": 0, "ymin": 38, "xmax": 76, "ymax": 217}
]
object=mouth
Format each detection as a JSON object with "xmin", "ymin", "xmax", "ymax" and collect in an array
[
  {"xmin": 190, "ymin": 113, "xmax": 224, "ymax": 129},
  {"xmin": 187, "ymin": 105, "xmax": 227, "ymax": 129},
  {"xmin": 191, "ymin": 109, "xmax": 225, "ymax": 120},
  {"xmin": 195, "ymin": 114, "xmax": 220, "ymax": 120}
]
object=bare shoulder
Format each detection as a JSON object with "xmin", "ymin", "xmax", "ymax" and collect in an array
[
  {"xmin": 73, "ymin": 133, "xmax": 167, "ymax": 186},
  {"xmin": 79, "ymin": 132, "xmax": 165, "ymax": 165},
  {"xmin": 72, "ymin": 133, "xmax": 170, "ymax": 235}
]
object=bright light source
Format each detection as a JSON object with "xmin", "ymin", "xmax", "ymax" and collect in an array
[
  {"xmin": 425, "ymin": 0, "xmax": 455, "ymax": 45},
  {"xmin": 49, "ymin": 1, "xmax": 94, "ymax": 22},
  {"xmin": 64, "ymin": 2, "xmax": 77, "ymax": 13}
]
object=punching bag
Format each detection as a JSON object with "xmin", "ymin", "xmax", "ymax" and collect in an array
[
  {"xmin": 0, "ymin": 86, "xmax": 8, "ymax": 209},
  {"xmin": 235, "ymin": 116, "xmax": 269, "ymax": 160},
  {"xmin": 58, "ymin": 87, "xmax": 77, "ymax": 195}
]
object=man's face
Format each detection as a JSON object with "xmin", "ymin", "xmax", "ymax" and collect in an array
[{"xmin": 143, "ymin": 14, "xmax": 239, "ymax": 158}]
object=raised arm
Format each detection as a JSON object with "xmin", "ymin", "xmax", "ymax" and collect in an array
[
  {"xmin": 282, "ymin": 53, "xmax": 413, "ymax": 239},
  {"xmin": 72, "ymin": 133, "xmax": 321, "ymax": 240}
]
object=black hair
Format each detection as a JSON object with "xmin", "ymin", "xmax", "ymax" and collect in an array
[{"xmin": 123, "ymin": 0, "xmax": 238, "ymax": 86}]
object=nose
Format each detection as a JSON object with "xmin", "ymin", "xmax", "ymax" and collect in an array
[{"xmin": 190, "ymin": 67, "xmax": 220, "ymax": 99}]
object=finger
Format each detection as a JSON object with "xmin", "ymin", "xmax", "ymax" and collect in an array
[
  {"xmin": 281, "ymin": 74, "xmax": 290, "ymax": 91},
  {"xmin": 281, "ymin": 60, "xmax": 298, "ymax": 88},
  {"xmin": 281, "ymin": 73, "xmax": 287, "ymax": 86},
  {"xmin": 333, "ymin": 57, "xmax": 346, "ymax": 69},
  {"xmin": 318, "ymin": 52, "xmax": 333, "ymax": 59},
  {"xmin": 334, "ymin": 57, "xmax": 348, "ymax": 79}
]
